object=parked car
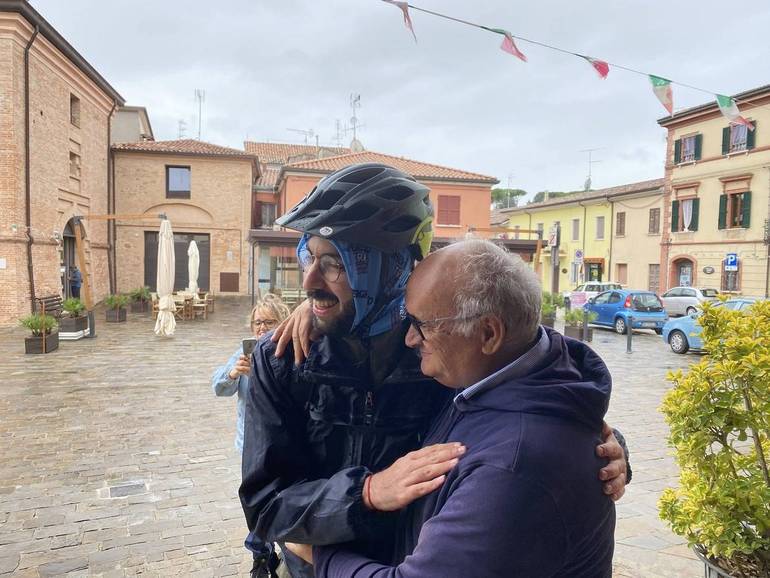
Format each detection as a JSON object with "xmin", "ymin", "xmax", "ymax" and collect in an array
[
  {"xmin": 660, "ymin": 286, "xmax": 719, "ymax": 317},
  {"xmin": 584, "ymin": 289, "xmax": 668, "ymax": 334},
  {"xmin": 662, "ymin": 298, "xmax": 758, "ymax": 354},
  {"xmin": 563, "ymin": 282, "xmax": 622, "ymax": 310}
]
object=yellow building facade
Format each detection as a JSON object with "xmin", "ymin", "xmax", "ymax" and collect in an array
[
  {"xmin": 497, "ymin": 180, "xmax": 663, "ymax": 293},
  {"xmin": 658, "ymin": 85, "xmax": 770, "ymax": 296}
]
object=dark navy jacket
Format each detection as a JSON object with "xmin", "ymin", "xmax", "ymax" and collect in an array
[
  {"xmin": 238, "ymin": 326, "xmax": 451, "ymax": 574},
  {"xmin": 313, "ymin": 329, "xmax": 616, "ymax": 578}
]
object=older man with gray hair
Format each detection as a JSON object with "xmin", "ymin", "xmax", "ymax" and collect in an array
[{"xmin": 288, "ymin": 238, "xmax": 616, "ymax": 577}]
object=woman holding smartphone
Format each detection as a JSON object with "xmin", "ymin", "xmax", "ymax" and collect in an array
[{"xmin": 211, "ymin": 293, "xmax": 290, "ymax": 577}]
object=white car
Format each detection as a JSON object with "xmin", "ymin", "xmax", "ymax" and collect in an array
[
  {"xmin": 563, "ymin": 282, "xmax": 623, "ymax": 310},
  {"xmin": 660, "ymin": 286, "xmax": 719, "ymax": 316}
]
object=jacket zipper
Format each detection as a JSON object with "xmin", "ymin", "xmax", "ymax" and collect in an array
[{"xmin": 364, "ymin": 391, "xmax": 374, "ymax": 426}]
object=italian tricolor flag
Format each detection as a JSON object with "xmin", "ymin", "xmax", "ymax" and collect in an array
[
  {"xmin": 716, "ymin": 94, "xmax": 754, "ymax": 130},
  {"xmin": 649, "ymin": 75, "xmax": 673, "ymax": 115}
]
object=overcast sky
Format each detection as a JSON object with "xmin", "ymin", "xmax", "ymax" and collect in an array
[{"xmin": 33, "ymin": 0, "xmax": 770, "ymax": 200}]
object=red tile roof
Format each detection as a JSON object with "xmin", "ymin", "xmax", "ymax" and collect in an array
[
  {"xmin": 255, "ymin": 166, "xmax": 281, "ymax": 190},
  {"xmin": 244, "ymin": 142, "xmax": 350, "ymax": 164},
  {"xmin": 113, "ymin": 139, "xmax": 257, "ymax": 159},
  {"xmin": 282, "ymin": 151, "xmax": 498, "ymax": 184}
]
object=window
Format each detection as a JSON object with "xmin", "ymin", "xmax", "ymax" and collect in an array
[
  {"xmin": 648, "ymin": 208, "xmax": 660, "ymax": 234},
  {"xmin": 673, "ymin": 134, "xmax": 702, "ymax": 163},
  {"xmin": 595, "ymin": 216, "xmax": 605, "ymax": 240},
  {"xmin": 570, "ymin": 262, "xmax": 579, "ymax": 284},
  {"xmin": 615, "ymin": 263, "xmax": 628, "ymax": 285},
  {"xmin": 69, "ymin": 152, "xmax": 81, "ymax": 179},
  {"xmin": 261, "ymin": 203, "xmax": 276, "ymax": 228},
  {"xmin": 721, "ymin": 259, "xmax": 740, "ymax": 292},
  {"xmin": 615, "ymin": 212, "xmax": 626, "ymax": 236},
  {"xmin": 437, "ymin": 195, "xmax": 460, "ymax": 225},
  {"xmin": 718, "ymin": 191, "xmax": 751, "ymax": 229},
  {"xmin": 670, "ymin": 198, "xmax": 700, "ymax": 232},
  {"xmin": 536, "ymin": 223, "xmax": 544, "ymax": 239},
  {"xmin": 571, "ymin": 218, "xmax": 580, "ymax": 241},
  {"xmin": 166, "ymin": 166, "xmax": 191, "ymax": 198},
  {"xmin": 513, "ymin": 225, "xmax": 520, "ymax": 239},
  {"xmin": 70, "ymin": 94, "xmax": 80, "ymax": 127},
  {"xmin": 593, "ymin": 292, "xmax": 611, "ymax": 305},
  {"xmin": 648, "ymin": 264, "xmax": 660, "ymax": 293},
  {"xmin": 722, "ymin": 122, "xmax": 756, "ymax": 155}
]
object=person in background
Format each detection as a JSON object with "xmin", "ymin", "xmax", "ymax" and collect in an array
[
  {"xmin": 211, "ymin": 293, "xmax": 290, "ymax": 577},
  {"xmin": 69, "ymin": 266, "xmax": 82, "ymax": 299}
]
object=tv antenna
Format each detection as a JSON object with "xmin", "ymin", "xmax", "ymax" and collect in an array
[
  {"xmin": 177, "ymin": 119, "xmax": 187, "ymax": 139},
  {"xmin": 194, "ymin": 89, "xmax": 205, "ymax": 140},
  {"xmin": 579, "ymin": 147, "xmax": 602, "ymax": 191},
  {"xmin": 286, "ymin": 128, "xmax": 317, "ymax": 145}
]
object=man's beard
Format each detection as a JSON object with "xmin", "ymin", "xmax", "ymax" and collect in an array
[{"xmin": 308, "ymin": 290, "xmax": 356, "ymax": 337}]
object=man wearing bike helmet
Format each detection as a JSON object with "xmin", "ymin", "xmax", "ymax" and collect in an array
[{"xmin": 239, "ymin": 163, "xmax": 629, "ymax": 578}]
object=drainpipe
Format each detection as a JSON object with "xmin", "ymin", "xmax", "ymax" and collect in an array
[
  {"xmin": 607, "ymin": 196, "xmax": 614, "ymax": 282},
  {"xmin": 107, "ymin": 101, "xmax": 117, "ymax": 294},
  {"xmin": 24, "ymin": 25, "xmax": 40, "ymax": 313},
  {"xmin": 579, "ymin": 201, "xmax": 587, "ymax": 283}
]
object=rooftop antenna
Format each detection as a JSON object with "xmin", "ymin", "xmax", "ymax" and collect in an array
[
  {"xmin": 334, "ymin": 119, "xmax": 344, "ymax": 147},
  {"xmin": 194, "ymin": 89, "xmax": 205, "ymax": 140},
  {"xmin": 286, "ymin": 128, "xmax": 316, "ymax": 144},
  {"xmin": 579, "ymin": 147, "xmax": 603, "ymax": 191},
  {"xmin": 349, "ymin": 93, "xmax": 362, "ymax": 142},
  {"xmin": 177, "ymin": 119, "xmax": 187, "ymax": 139}
]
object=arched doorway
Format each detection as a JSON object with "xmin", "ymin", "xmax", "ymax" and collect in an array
[
  {"xmin": 673, "ymin": 257, "xmax": 694, "ymax": 287},
  {"xmin": 60, "ymin": 219, "xmax": 77, "ymax": 298}
]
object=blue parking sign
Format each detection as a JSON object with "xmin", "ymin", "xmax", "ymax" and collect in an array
[{"xmin": 725, "ymin": 253, "xmax": 739, "ymax": 272}]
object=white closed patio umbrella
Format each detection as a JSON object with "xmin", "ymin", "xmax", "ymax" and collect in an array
[
  {"xmin": 186, "ymin": 240, "xmax": 200, "ymax": 295},
  {"xmin": 154, "ymin": 219, "xmax": 176, "ymax": 336}
]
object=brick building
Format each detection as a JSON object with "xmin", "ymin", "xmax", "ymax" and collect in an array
[
  {"xmin": 111, "ymin": 140, "xmax": 259, "ymax": 295},
  {"xmin": 0, "ymin": 0, "xmax": 124, "ymax": 325}
]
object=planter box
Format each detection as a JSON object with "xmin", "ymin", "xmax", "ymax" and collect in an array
[
  {"xmin": 693, "ymin": 547, "xmax": 736, "ymax": 578},
  {"xmin": 60, "ymin": 315, "xmax": 88, "ymax": 333},
  {"xmin": 541, "ymin": 315, "xmax": 556, "ymax": 328},
  {"xmin": 564, "ymin": 325, "xmax": 593, "ymax": 342},
  {"xmin": 106, "ymin": 308, "xmax": 127, "ymax": 323},
  {"xmin": 24, "ymin": 331, "xmax": 59, "ymax": 354},
  {"xmin": 130, "ymin": 300, "xmax": 149, "ymax": 313}
]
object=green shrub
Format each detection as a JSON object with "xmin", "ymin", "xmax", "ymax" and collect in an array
[
  {"xmin": 564, "ymin": 308, "xmax": 597, "ymax": 327},
  {"xmin": 62, "ymin": 297, "xmax": 85, "ymax": 317},
  {"xmin": 542, "ymin": 291, "xmax": 565, "ymax": 309},
  {"xmin": 659, "ymin": 299, "xmax": 770, "ymax": 577},
  {"xmin": 541, "ymin": 301, "xmax": 557, "ymax": 317},
  {"xmin": 104, "ymin": 294, "xmax": 130, "ymax": 310},
  {"xmin": 19, "ymin": 313, "xmax": 57, "ymax": 336},
  {"xmin": 129, "ymin": 286, "xmax": 151, "ymax": 302}
]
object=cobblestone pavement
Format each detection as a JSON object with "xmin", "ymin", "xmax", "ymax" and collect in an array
[{"xmin": 0, "ymin": 298, "xmax": 702, "ymax": 577}]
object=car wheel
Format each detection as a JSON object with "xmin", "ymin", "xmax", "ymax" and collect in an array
[
  {"xmin": 668, "ymin": 330, "xmax": 689, "ymax": 354},
  {"xmin": 614, "ymin": 317, "xmax": 627, "ymax": 334},
  {"xmin": 654, "ymin": 328, "xmax": 662, "ymax": 335},
  {"xmin": 685, "ymin": 306, "xmax": 697, "ymax": 316}
]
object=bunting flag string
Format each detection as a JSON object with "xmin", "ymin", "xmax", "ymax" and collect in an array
[{"xmin": 379, "ymin": 0, "xmax": 765, "ymax": 122}]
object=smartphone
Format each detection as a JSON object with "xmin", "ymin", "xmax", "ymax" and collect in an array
[{"xmin": 242, "ymin": 337, "xmax": 258, "ymax": 357}]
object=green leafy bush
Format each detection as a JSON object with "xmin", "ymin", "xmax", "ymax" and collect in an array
[
  {"xmin": 19, "ymin": 313, "xmax": 57, "ymax": 336},
  {"xmin": 659, "ymin": 299, "xmax": 770, "ymax": 577},
  {"xmin": 62, "ymin": 297, "xmax": 85, "ymax": 317},
  {"xmin": 129, "ymin": 286, "xmax": 151, "ymax": 302},
  {"xmin": 564, "ymin": 308, "xmax": 597, "ymax": 327},
  {"xmin": 542, "ymin": 291, "xmax": 565, "ymax": 309},
  {"xmin": 104, "ymin": 294, "xmax": 130, "ymax": 310},
  {"xmin": 541, "ymin": 301, "xmax": 557, "ymax": 317}
]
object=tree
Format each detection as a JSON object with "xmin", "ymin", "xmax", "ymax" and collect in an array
[
  {"xmin": 528, "ymin": 191, "xmax": 573, "ymax": 205},
  {"xmin": 491, "ymin": 188, "xmax": 527, "ymax": 209}
]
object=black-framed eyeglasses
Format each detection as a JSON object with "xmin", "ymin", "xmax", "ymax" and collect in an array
[
  {"xmin": 399, "ymin": 304, "xmax": 480, "ymax": 341},
  {"xmin": 298, "ymin": 250, "xmax": 346, "ymax": 284}
]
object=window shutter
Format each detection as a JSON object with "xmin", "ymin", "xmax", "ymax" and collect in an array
[
  {"xmin": 741, "ymin": 191, "xmax": 751, "ymax": 228},
  {"xmin": 694, "ymin": 134, "xmax": 703, "ymax": 160},
  {"xmin": 721, "ymin": 127, "xmax": 730, "ymax": 155},
  {"xmin": 671, "ymin": 200, "xmax": 679, "ymax": 232},
  {"xmin": 747, "ymin": 121, "xmax": 757, "ymax": 150},
  {"xmin": 718, "ymin": 194, "xmax": 727, "ymax": 229},
  {"xmin": 673, "ymin": 139, "xmax": 682, "ymax": 164},
  {"xmin": 690, "ymin": 198, "xmax": 700, "ymax": 231}
]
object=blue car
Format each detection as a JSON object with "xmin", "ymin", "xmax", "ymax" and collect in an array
[
  {"xmin": 585, "ymin": 289, "xmax": 668, "ymax": 334},
  {"xmin": 662, "ymin": 298, "xmax": 758, "ymax": 354}
]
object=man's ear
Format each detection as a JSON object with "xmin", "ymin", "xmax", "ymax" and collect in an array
[{"xmin": 479, "ymin": 315, "xmax": 506, "ymax": 355}]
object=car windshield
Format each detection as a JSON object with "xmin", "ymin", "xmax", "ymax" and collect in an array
[
  {"xmin": 700, "ymin": 289, "xmax": 719, "ymax": 297},
  {"xmin": 631, "ymin": 293, "xmax": 663, "ymax": 311}
]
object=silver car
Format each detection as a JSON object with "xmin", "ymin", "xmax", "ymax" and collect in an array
[{"xmin": 660, "ymin": 286, "xmax": 719, "ymax": 316}]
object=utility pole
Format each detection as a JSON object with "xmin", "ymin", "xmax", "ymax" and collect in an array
[
  {"xmin": 579, "ymin": 147, "xmax": 603, "ymax": 191},
  {"xmin": 194, "ymin": 89, "xmax": 205, "ymax": 140}
]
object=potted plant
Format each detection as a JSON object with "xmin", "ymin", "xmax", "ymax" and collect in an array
[
  {"xmin": 540, "ymin": 291, "xmax": 563, "ymax": 328},
  {"xmin": 104, "ymin": 294, "xmax": 130, "ymax": 322},
  {"xmin": 129, "ymin": 286, "xmax": 151, "ymax": 313},
  {"xmin": 59, "ymin": 297, "xmax": 88, "ymax": 338},
  {"xmin": 563, "ymin": 308, "xmax": 597, "ymax": 341},
  {"xmin": 20, "ymin": 313, "xmax": 58, "ymax": 354},
  {"xmin": 659, "ymin": 300, "xmax": 770, "ymax": 578}
]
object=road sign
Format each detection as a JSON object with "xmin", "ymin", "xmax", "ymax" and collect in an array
[
  {"xmin": 548, "ymin": 226, "xmax": 559, "ymax": 247},
  {"xmin": 574, "ymin": 249, "xmax": 584, "ymax": 264},
  {"xmin": 725, "ymin": 253, "xmax": 739, "ymax": 272}
]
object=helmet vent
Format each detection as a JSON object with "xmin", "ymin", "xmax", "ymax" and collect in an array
[
  {"xmin": 313, "ymin": 189, "xmax": 347, "ymax": 210},
  {"xmin": 383, "ymin": 215, "xmax": 421, "ymax": 233},
  {"xmin": 339, "ymin": 202, "xmax": 379, "ymax": 221},
  {"xmin": 375, "ymin": 185, "xmax": 412, "ymax": 202},
  {"xmin": 338, "ymin": 166, "xmax": 385, "ymax": 184}
]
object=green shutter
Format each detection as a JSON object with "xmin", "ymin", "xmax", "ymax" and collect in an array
[
  {"xmin": 674, "ymin": 139, "xmax": 682, "ymax": 164},
  {"xmin": 671, "ymin": 200, "xmax": 679, "ymax": 232},
  {"xmin": 718, "ymin": 194, "xmax": 728, "ymax": 229},
  {"xmin": 722, "ymin": 127, "xmax": 730, "ymax": 155},
  {"xmin": 690, "ymin": 198, "xmax": 700, "ymax": 231},
  {"xmin": 742, "ymin": 191, "xmax": 751, "ymax": 228},
  {"xmin": 747, "ymin": 121, "xmax": 757, "ymax": 150},
  {"xmin": 694, "ymin": 134, "xmax": 703, "ymax": 160}
]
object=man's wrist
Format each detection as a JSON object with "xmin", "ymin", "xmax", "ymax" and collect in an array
[{"xmin": 227, "ymin": 369, "xmax": 238, "ymax": 381}]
